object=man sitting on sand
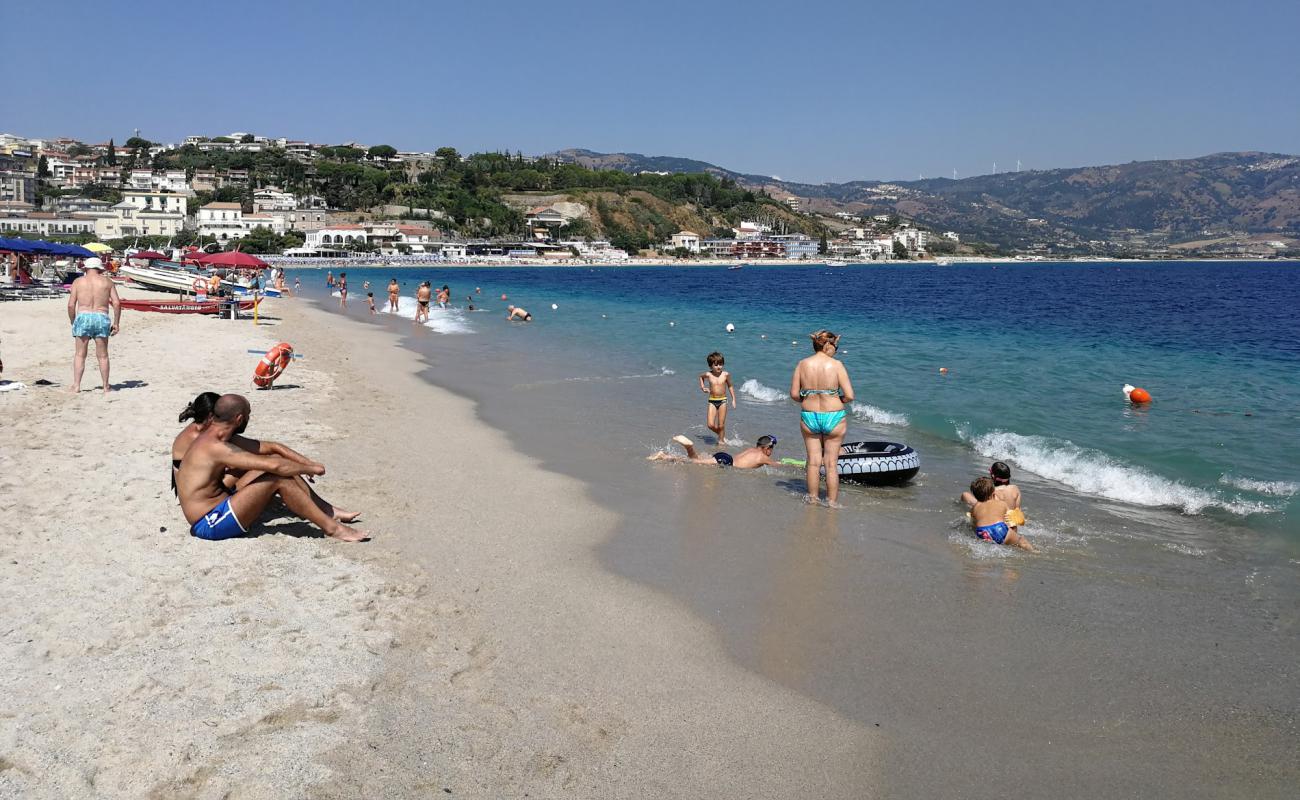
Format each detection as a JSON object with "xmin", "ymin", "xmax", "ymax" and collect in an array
[
  {"xmin": 174, "ymin": 394, "xmax": 369, "ymax": 542},
  {"xmin": 648, "ymin": 434, "xmax": 779, "ymax": 469},
  {"xmin": 66, "ymin": 257, "xmax": 121, "ymax": 394},
  {"xmin": 506, "ymin": 304, "xmax": 532, "ymax": 322}
]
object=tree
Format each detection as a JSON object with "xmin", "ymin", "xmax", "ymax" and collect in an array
[
  {"xmin": 435, "ymin": 147, "xmax": 461, "ymax": 172},
  {"xmin": 124, "ymin": 136, "xmax": 153, "ymax": 149},
  {"xmin": 106, "ymin": 138, "xmax": 117, "ymax": 166},
  {"xmin": 67, "ymin": 143, "xmax": 91, "ymax": 157},
  {"xmin": 892, "ymin": 239, "xmax": 909, "ymax": 260},
  {"xmin": 240, "ymin": 134, "xmax": 255, "ymax": 144},
  {"xmin": 368, "ymin": 144, "xmax": 397, "ymax": 160},
  {"xmin": 37, "ymin": 155, "xmax": 49, "ymax": 178},
  {"xmin": 818, "ymin": 231, "xmax": 828, "ymax": 254}
]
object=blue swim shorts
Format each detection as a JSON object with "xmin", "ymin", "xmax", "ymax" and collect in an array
[
  {"xmin": 71, "ymin": 312, "xmax": 112, "ymax": 339},
  {"xmin": 713, "ymin": 452, "xmax": 734, "ymax": 467},
  {"xmin": 190, "ymin": 496, "xmax": 247, "ymax": 541},
  {"xmin": 976, "ymin": 521, "xmax": 1010, "ymax": 545}
]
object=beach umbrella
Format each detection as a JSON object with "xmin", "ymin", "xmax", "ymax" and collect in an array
[
  {"xmin": 83, "ymin": 242, "xmax": 112, "ymax": 253},
  {"xmin": 194, "ymin": 250, "xmax": 268, "ymax": 269},
  {"xmin": 0, "ymin": 237, "xmax": 37, "ymax": 253},
  {"xmin": 131, "ymin": 250, "xmax": 168, "ymax": 260}
]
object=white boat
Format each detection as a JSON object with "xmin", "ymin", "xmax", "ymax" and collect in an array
[
  {"xmin": 120, "ymin": 263, "xmax": 205, "ymax": 294},
  {"xmin": 825, "ymin": 260, "xmax": 847, "ymax": 267}
]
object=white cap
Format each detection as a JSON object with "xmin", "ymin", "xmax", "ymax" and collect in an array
[{"xmin": 84, "ymin": 257, "xmax": 104, "ymax": 270}]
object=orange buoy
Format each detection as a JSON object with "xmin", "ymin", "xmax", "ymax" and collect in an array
[
  {"xmin": 253, "ymin": 342, "xmax": 294, "ymax": 389},
  {"xmin": 1128, "ymin": 387, "xmax": 1152, "ymax": 404}
]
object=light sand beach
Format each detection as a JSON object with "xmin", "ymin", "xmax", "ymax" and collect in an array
[{"xmin": 1, "ymin": 290, "xmax": 878, "ymax": 798}]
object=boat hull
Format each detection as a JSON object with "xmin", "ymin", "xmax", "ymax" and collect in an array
[{"xmin": 120, "ymin": 299, "xmax": 256, "ymax": 315}]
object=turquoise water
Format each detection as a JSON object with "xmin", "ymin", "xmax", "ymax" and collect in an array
[{"xmin": 306, "ymin": 261, "xmax": 1299, "ymax": 537}]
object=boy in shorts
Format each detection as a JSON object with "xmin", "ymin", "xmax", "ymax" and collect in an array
[
  {"xmin": 968, "ymin": 477, "xmax": 1036, "ymax": 552},
  {"xmin": 698, "ymin": 351, "xmax": 736, "ymax": 445},
  {"xmin": 962, "ymin": 461, "xmax": 1026, "ymax": 532}
]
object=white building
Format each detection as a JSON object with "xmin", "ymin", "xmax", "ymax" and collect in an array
[
  {"xmin": 197, "ymin": 202, "xmax": 248, "ymax": 241},
  {"xmin": 95, "ymin": 202, "xmax": 185, "ymax": 240},
  {"xmin": 243, "ymin": 213, "xmax": 286, "ymax": 235},
  {"xmin": 892, "ymin": 227, "xmax": 929, "ymax": 254},
  {"xmin": 0, "ymin": 213, "xmax": 97, "ymax": 237},
  {"xmin": 154, "ymin": 169, "xmax": 190, "ymax": 193},
  {"xmin": 667, "ymin": 230, "xmax": 701, "ymax": 253},
  {"xmin": 252, "ymin": 188, "xmax": 298, "ymax": 212},
  {"xmin": 943, "ymin": 231, "xmax": 960, "ymax": 242},
  {"xmin": 123, "ymin": 190, "xmax": 187, "ymax": 217}
]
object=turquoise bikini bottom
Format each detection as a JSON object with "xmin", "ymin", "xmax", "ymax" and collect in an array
[{"xmin": 800, "ymin": 410, "xmax": 846, "ymax": 435}]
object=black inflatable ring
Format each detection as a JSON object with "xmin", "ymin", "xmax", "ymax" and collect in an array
[{"xmin": 835, "ymin": 441, "xmax": 920, "ymax": 485}]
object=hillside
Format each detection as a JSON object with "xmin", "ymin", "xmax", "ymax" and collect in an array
[{"xmin": 551, "ymin": 149, "xmax": 1300, "ymax": 250}]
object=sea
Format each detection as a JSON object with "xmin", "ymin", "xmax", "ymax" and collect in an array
[{"xmin": 292, "ymin": 260, "xmax": 1298, "ymax": 797}]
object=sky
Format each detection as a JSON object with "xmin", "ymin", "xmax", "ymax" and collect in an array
[{"xmin": 5, "ymin": 0, "xmax": 1298, "ymax": 184}]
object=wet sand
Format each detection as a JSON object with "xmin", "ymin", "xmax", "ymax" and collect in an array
[{"xmin": 320, "ymin": 291, "xmax": 1298, "ymax": 798}]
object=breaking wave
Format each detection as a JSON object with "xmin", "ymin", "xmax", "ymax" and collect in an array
[
  {"xmin": 739, "ymin": 379, "xmax": 786, "ymax": 403},
  {"xmin": 381, "ymin": 296, "xmax": 473, "ymax": 334},
  {"xmin": 1218, "ymin": 475, "xmax": 1300, "ymax": 497},
  {"xmin": 959, "ymin": 428, "xmax": 1271, "ymax": 517},
  {"xmin": 851, "ymin": 403, "xmax": 909, "ymax": 427}
]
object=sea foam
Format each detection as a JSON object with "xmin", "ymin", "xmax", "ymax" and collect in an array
[
  {"xmin": 1218, "ymin": 475, "xmax": 1300, "ymax": 497},
  {"xmin": 381, "ymin": 296, "xmax": 473, "ymax": 334},
  {"xmin": 960, "ymin": 429, "xmax": 1270, "ymax": 517},
  {"xmin": 739, "ymin": 379, "xmax": 786, "ymax": 403},
  {"xmin": 851, "ymin": 402, "xmax": 909, "ymax": 427}
]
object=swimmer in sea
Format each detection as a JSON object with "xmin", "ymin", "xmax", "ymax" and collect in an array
[
  {"xmin": 648, "ymin": 434, "xmax": 779, "ymax": 469},
  {"xmin": 790, "ymin": 329, "xmax": 855, "ymax": 507},
  {"xmin": 506, "ymin": 304, "xmax": 532, "ymax": 322},
  {"xmin": 961, "ymin": 461, "xmax": 1026, "ymax": 532},
  {"xmin": 367, "ymin": 292, "xmax": 376, "ymax": 314},
  {"xmin": 416, "ymin": 281, "xmax": 432, "ymax": 323},
  {"xmin": 968, "ymin": 476, "xmax": 1036, "ymax": 552},
  {"xmin": 699, "ymin": 351, "xmax": 736, "ymax": 445}
]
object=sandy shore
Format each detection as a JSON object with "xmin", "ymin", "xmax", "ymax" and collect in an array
[{"xmin": 1, "ymin": 290, "xmax": 877, "ymax": 797}]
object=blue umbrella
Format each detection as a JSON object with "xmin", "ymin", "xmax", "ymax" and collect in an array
[{"xmin": 0, "ymin": 237, "xmax": 36, "ymax": 253}]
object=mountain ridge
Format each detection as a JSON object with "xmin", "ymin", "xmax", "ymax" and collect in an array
[{"xmin": 548, "ymin": 148, "xmax": 1300, "ymax": 248}]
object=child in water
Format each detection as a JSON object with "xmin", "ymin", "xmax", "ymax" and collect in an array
[
  {"xmin": 968, "ymin": 477, "xmax": 1036, "ymax": 552},
  {"xmin": 698, "ymin": 351, "xmax": 736, "ymax": 445},
  {"xmin": 962, "ymin": 461, "xmax": 1026, "ymax": 532},
  {"xmin": 367, "ymin": 292, "xmax": 376, "ymax": 314}
]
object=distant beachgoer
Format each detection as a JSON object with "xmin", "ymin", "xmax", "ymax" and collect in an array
[
  {"xmin": 648, "ymin": 434, "xmax": 779, "ymax": 469},
  {"xmin": 363, "ymin": 280, "xmax": 371, "ymax": 291},
  {"xmin": 961, "ymin": 461, "xmax": 1026, "ymax": 531},
  {"xmin": 790, "ymin": 329, "xmax": 855, "ymax": 506},
  {"xmin": 294, "ymin": 276, "xmax": 301, "ymax": 293},
  {"xmin": 367, "ymin": 292, "xmax": 376, "ymax": 314},
  {"xmin": 968, "ymin": 476, "xmax": 1036, "ymax": 552},
  {"xmin": 506, "ymin": 304, "xmax": 532, "ymax": 322},
  {"xmin": 66, "ymin": 257, "xmax": 121, "ymax": 395},
  {"xmin": 338, "ymin": 272, "xmax": 348, "ymax": 307},
  {"xmin": 475, "ymin": 287, "xmax": 481, "ymax": 295},
  {"xmin": 416, "ymin": 281, "xmax": 432, "ymax": 322},
  {"xmin": 326, "ymin": 271, "xmax": 335, "ymax": 288},
  {"xmin": 699, "ymin": 351, "xmax": 736, "ymax": 444},
  {"xmin": 388, "ymin": 278, "xmax": 400, "ymax": 312},
  {"xmin": 174, "ymin": 394, "xmax": 369, "ymax": 542},
  {"xmin": 170, "ymin": 391, "xmax": 362, "ymax": 524},
  {"xmin": 437, "ymin": 284, "xmax": 450, "ymax": 309}
]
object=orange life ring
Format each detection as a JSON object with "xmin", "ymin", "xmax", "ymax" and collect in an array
[{"xmin": 253, "ymin": 342, "xmax": 293, "ymax": 388}]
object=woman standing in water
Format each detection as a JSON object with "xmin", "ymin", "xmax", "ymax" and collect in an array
[{"xmin": 790, "ymin": 330, "xmax": 855, "ymax": 506}]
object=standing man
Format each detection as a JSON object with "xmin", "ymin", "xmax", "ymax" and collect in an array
[
  {"xmin": 66, "ymin": 257, "xmax": 121, "ymax": 394},
  {"xmin": 387, "ymin": 277, "xmax": 400, "ymax": 312}
]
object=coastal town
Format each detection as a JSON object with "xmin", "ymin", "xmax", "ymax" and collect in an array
[{"xmin": 0, "ymin": 129, "xmax": 977, "ymax": 264}]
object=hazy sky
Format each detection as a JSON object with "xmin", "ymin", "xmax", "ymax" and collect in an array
[{"xmin": 6, "ymin": 0, "xmax": 1297, "ymax": 183}]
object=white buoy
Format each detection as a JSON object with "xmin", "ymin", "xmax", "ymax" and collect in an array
[
  {"xmin": 725, "ymin": 323, "xmax": 735, "ymax": 333},
  {"xmin": 669, "ymin": 321, "xmax": 675, "ymax": 327},
  {"xmin": 551, "ymin": 303, "xmax": 558, "ymax": 310},
  {"xmin": 1122, "ymin": 383, "xmax": 1136, "ymax": 398},
  {"xmin": 760, "ymin": 334, "xmax": 766, "ymax": 339},
  {"xmin": 602, "ymin": 314, "xmax": 607, "ymax": 319}
]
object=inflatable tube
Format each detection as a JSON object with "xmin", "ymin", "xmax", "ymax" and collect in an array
[
  {"xmin": 836, "ymin": 441, "xmax": 920, "ymax": 485},
  {"xmin": 781, "ymin": 441, "xmax": 921, "ymax": 486}
]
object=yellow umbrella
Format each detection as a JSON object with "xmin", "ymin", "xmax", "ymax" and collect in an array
[{"xmin": 83, "ymin": 242, "xmax": 112, "ymax": 253}]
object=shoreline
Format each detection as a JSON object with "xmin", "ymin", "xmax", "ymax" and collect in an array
[
  {"xmin": 266, "ymin": 256, "xmax": 1300, "ymax": 269},
  {"xmin": 0, "ymin": 289, "xmax": 881, "ymax": 798}
]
